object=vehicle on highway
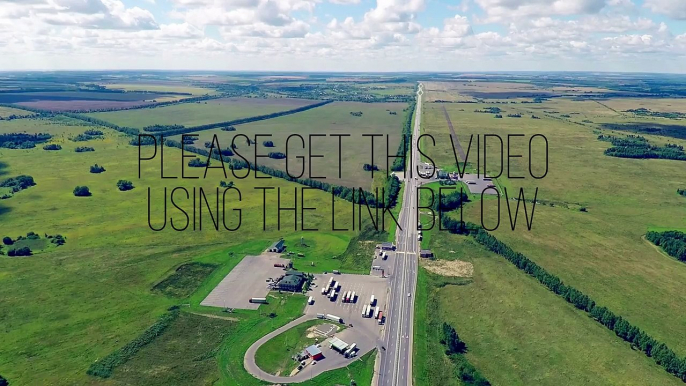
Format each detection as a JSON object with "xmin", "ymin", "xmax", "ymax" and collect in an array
[{"xmin": 407, "ymin": 293, "xmax": 411, "ymax": 297}]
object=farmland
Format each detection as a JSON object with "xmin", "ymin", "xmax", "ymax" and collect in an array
[
  {"xmin": 0, "ymin": 115, "xmax": 370, "ymax": 385},
  {"xmin": 168, "ymin": 101, "xmax": 407, "ymax": 189},
  {"xmin": 0, "ymin": 106, "xmax": 35, "ymax": 118},
  {"xmin": 421, "ymin": 82, "xmax": 686, "ymax": 360},
  {"xmin": 0, "ymin": 91, "xmax": 181, "ymax": 111},
  {"xmin": 85, "ymin": 97, "xmax": 320, "ymax": 129}
]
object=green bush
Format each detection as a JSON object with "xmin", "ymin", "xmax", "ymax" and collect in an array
[
  {"xmin": 73, "ymin": 186, "xmax": 91, "ymax": 197},
  {"xmin": 117, "ymin": 180, "xmax": 134, "ymax": 191},
  {"xmin": 89, "ymin": 164, "xmax": 106, "ymax": 173}
]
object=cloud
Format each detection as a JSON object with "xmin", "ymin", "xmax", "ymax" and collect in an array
[
  {"xmin": 474, "ymin": 0, "xmax": 610, "ymax": 22},
  {"xmin": 644, "ymin": 0, "xmax": 686, "ymax": 20}
]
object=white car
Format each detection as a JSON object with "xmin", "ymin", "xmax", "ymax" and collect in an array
[{"xmin": 407, "ymin": 293, "xmax": 411, "ymax": 297}]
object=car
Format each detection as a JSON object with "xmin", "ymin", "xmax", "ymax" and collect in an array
[{"xmin": 407, "ymin": 293, "xmax": 411, "ymax": 297}]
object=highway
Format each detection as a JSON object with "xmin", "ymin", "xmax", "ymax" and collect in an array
[{"xmin": 379, "ymin": 84, "xmax": 423, "ymax": 386}]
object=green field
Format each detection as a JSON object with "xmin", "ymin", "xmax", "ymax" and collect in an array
[
  {"xmin": 0, "ymin": 116, "xmax": 370, "ymax": 385},
  {"xmin": 99, "ymin": 83, "xmax": 217, "ymax": 96},
  {"xmin": 254, "ymin": 319, "xmax": 334, "ymax": 375},
  {"xmin": 85, "ymin": 97, "xmax": 319, "ymax": 129},
  {"xmin": 421, "ymin": 86, "xmax": 686, "ymax": 360},
  {"xmin": 0, "ymin": 106, "xmax": 35, "ymax": 118},
  {"xmin": 170, "ymin": 101, "xmax": 407, "ymax": 189},
  {"xmin": 414, "ymin": 231, "xmax": 683, "ymax": 386}
]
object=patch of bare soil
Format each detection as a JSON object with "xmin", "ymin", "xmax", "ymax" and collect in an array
[{"xmin": 423, "ymin": 259, "xmax": 474, "ymax": 278}]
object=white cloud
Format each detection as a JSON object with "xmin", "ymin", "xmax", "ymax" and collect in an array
[
  {"xmin": 644, "ymin": 0, "xmax": 686, "ymax": 20},
  {"xmin": 474, "ymin": 0, "xmax": 610, "ymax": 22}
]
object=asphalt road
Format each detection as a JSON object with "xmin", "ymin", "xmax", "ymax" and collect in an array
[{"xmin": 378, "ymin": 84, "xmax": 423, "ymax": 386}]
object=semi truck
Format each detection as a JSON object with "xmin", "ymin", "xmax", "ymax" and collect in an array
[
  {"xmin": 308, "ymin": 296, "xmax": 314, "ymax": 305},
  {"xmin": 370, "ymin": 295, "xmax": 376, "ymax": 306},
  {"xmin": 382, "ymin": 252, "xmax": 388, "ymax": 260},
  {"xmin": 326, "ymin": 314, "xmax": 342, "ymax": 323},
  {"xmin": 249, "ymin": 297, "xmax": 268, "ymax": 304},
  {"xmin": 317, "ymin": 313, "xmax": 325, "ymax": 319},
  {"xmin": 362, "ymin": 305, "xmax": 369, "ymax": 318},
  {"xmin": 329, "ymin": 291, "xmax": 337, "ymax": 301},
  {"xmin": 374, "ymin": 306, "xmax": 380, "ymax": 319},
  {"xmin": 321, "ymin": 287, "xmax": 328, "ymax": 295},
  {"xmin": 378, "ymin": 312, "xmax": 384, "ymax": 324},
  {"xmin": 350, "ymin": 291, "xmax": 356, "ymax": 303}
]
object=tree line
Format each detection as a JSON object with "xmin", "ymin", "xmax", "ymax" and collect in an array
[
  {"xmin": 646, "ymin": 230, "xmax": 686, "ymax": 263},
  {"xmin": 164, "ymin": 139, "xmax": 401, "ymax": 208},
  {"xmin": 143, "ymin": 100, "xmax": 333, "ymax": 137},
  {"xmin": 0, "ymin": 132, "xmax": 52, "ymax": 149},
  {"xmin": 439, "ymin": 323, "xmax": 491, "ymax": 386},
  {"xmin": 466, "ymin": 225, "xmax": 686, "ymax": 382}
]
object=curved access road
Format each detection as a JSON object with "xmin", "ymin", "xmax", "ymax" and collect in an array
[{"xmin": 244, "ymin": 315, "xmax": 375, "ymax": 383}]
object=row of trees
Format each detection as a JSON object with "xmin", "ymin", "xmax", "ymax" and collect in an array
[
  {"xmin": 144, "ymin": 100, "xmax": 333, "ymax": 137},
  {"xmin": 439, "ymin": 323, "xmax": 491, "ymax": 386},
  {"xmin": 164, "ymin": 139, "xmax": 400, "ymax": 208},
  {"xmin": 646, "ymin": 230, "xmax": 686, "ymax": 262},
  {"xmin": 75, "ymin": 146, "xmax": 95, "ymax": 152},
  {"xmin": 469, "ymin": 226, "xmax": 686, "ymax": 382}
]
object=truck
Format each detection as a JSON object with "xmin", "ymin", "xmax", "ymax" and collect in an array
[
  {"xmin": 249, "ymin": 297, "xmax": 268, "ymax": 304},
  {"xmin": 335, "ymin": 283, "xmax": 341, "ymax": 291},
  {"xmin": 328, "ymin": 277, "xmax": 334, "ymax": 287},
  {"xmin": 374, "ymin": 306, "xmax": 380, "ymax": 319},
  {"xmin": 372, "ymin": 265, "xmax": 381, "ymax": 270},
  {"xmin": 329, "ymin": 291, "xmax": 337, "ymax": 301},
  {"xmin": 350, "ymin": 291, "xmax": 356, "ymax": 303},
  {"xmin": 342, "ymin": 291, "xmax": 349, "ymax": 303},
  {"xmin": 308, "ymin": 296, "xmax": 314, "ymax": 305},
  {"xmin": 326, "ymin": 314, "xmax": 342, "ymax": 323},
  {"xmin": 321, "ymin": 287, "xmax": 328, "ymax": 295},
  {"xmin": 370, "ymin": 295, "xmax": 376, "ymax": 306},
  {"xmin": 344, "ymin": 343, "xmax": 357, "ymax": 358},
  {"xmin": 382, "ymin": 252, "xmax": 388, "ymax": 260},
  {"xmin": 362, "ymin": 305, "xmax": 369, "ymax": 318},
  {"xmin": 273, "ymin": 263, "xmax": 284, "ymax": 268},
  {"xmin": 317, "ymin": 313, "xmax": 325, "ymax": 319},
  {"xmin": 418, "ymin": 234, "xmax": 422, "ymax": 241},
  {"xmin": 332, "ymin": 270, "xmax": 340, "ymax": 274},
  {"xmin": 378, "ymin": 312, "xmax": 384, "ymax": 324}
]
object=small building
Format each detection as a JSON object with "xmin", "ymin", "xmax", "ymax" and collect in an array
[
  {"xmin": 380, "ymin": 242, "xmax": 395, "ymax": 251},
  {"xmin": 329, "ymin": 337, "xmax": 349, "ymax": 353},
  {"xmin": 305, "ymin": 345, "xmax": 324, "ymax": 360},
  {"xmin": 420, "ymin": 249, "xmax": 434, "ymax": 259},
  {"xmin": 268, "ymin": 238, "xmax": 286, "ymax": 253},
  {"xmin": 278, "ymin": 270, "xmax": 307, "ymax": 292}
]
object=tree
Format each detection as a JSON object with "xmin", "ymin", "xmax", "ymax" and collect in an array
[
  {"xmin": 0, "ymin": 374, "xmax": 8, "ymax": 386},
  {"xmin": 442, "ymin": 323, "xmax": 466, "ymax": 354},
  {"xmin": 43, "ymin": 144, "xmax": 62, "ymax": 151},
  {"xmin": 117, "ymin": 180, "xmax": 134, "ymax": 191},
  {"xmin": 2, "ymin": 236, "xmax": 13, "ymax": 245},
  {"xmin": 89, "ymin": 164, "xmax": 106, "ymax": 173},
  {"xmin": 8, "ymin": 246, "xmax": 31, "ymax": 256},
  {"xmin": 263, "ymin": 140, "xmax": 275, "ymax": 147},
  {"xmin": 73, "ymin": 186, "xmax": 91, "ymax": 197}
]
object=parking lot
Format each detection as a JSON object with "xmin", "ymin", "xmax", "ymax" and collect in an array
[
  {"xmin": 200, "ymin": 253, "xmax": 291, "ymax": 310},
  {"xmin": 458, "ymin": 173, "xmax": 498, "ymax": 195},
  {"xmin": 303, "ymin": 273, "xmax": 388, "ymax": 358}
]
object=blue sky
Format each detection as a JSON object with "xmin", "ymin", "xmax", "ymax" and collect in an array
[{"xmin": 0, "ymin": 0, "xmax": 685, "ymax": 72}]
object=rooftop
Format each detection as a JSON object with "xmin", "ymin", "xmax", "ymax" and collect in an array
[
  {"xmin": 305, "ymin": 345, "xmax": 322, "ymax": 356},
  {"xmin": 329, "ymin": 337, "xmax": 349, "ymax": 351}
]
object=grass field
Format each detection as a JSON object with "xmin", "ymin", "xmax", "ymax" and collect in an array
[
  {"xmin": 99, "ymin": 83, "xmax": 217, "ymax": 96},
  {"xmin": 85, "ymin": 97, "xmax": 319, "ymax": 129},
  {"xmin": 169, "ymin": 101, "xmax": 407, "ymax": 189},
  {"xmin": 0, "ymin": 116, "xmax": 372, "ymax": 385},
  {"xmin": 254, "ymin": 319, "xmax": 334, "ymax": 375},
  {"xmin": 413, "ymin": 231, "xmax": 683, "ymax": 386},
  {"xmin": 0, "ymin": 106, "xmax": 35, "ymax": 118},
  {"xmin": 420, "ymin": 84, "xmax": 686, "ymax": 361}
]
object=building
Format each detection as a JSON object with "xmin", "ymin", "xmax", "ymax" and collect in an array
[
  {"xmin": 380, "ymin": 242, "xmax": 395, "ymax": 251},
  {"xmin": 420, "ymin": 249, "xmax": 434, "ymax": 259},
  {"xmin": 329, "ymin": 337, "xmax": 349, "ymax": 353},
  {"xmin": 305, "ymin": 345, "xmax": 324, "ymax": 360},
  {"xmin": 277, "ymin": 270, "xmax": 307, "ymax": 292},
  {"xmin": 268, "ymin": 238, "xmax": 286, "ymax": 253}
]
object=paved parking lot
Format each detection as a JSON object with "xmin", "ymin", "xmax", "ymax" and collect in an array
[
  {"xmin": 304, "ymin": 273, "xmax": 388, "ymax": 357},
  {"xmin": 200, "ymin": 253, "xmax": 291, "ymax": 310}
]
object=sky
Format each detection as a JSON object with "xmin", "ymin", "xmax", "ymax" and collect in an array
[{"xmin": 0, "ymin": 0, "xmax": 685, "ymax": 73}]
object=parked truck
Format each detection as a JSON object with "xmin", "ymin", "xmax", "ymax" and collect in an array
[
  {"xmin": 344, "ymin": 343, "xmax": 357, "ymax": 358},
  {"xmin": 350, "ymin": 291, "xmax": 356, "ymax": 303},
  {"xmin": 249, "ymin": 297, "xmax": 268, "ymax": 304},
  {"xmin": 321, "ymin": 287, "xmax": 328, "ymax": 296},
  {"xmin": 308, "ymin": 296, "xmax": 314, "ymax": 305},
  {"xmin": 317, "ymin": 313, "xmax": 325, "ymax": 319},
  {"xmin": 326, "ymin": 314, "xmax": 342, "ymax": 323},
  {"xmin": 329, "ymin": 291, "xmax": 337, "ymax": 301},
  {"xmin": 374, "ymin": 306, "xmax": 380, "ymax": 319},
  {"xmin": 378, "ymin": 312, "xmax": 384, "ymax": 324},
  {"xmin": 370, "ymin": 295, "xmax": 376, "ymax": 306},
  {"xmin": 382, "ymin": 252, "xmax": 388, "ymax": 260},
  {"xmin": 362, "ymin": 305, "xmax": 369, "ymax": 318}
]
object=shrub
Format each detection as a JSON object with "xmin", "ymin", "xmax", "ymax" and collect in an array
[
  {"xmin": 268, "ymin": 152, "xmax": 286, "ymax": 159},
  {"xmin": 89, "ymin": 164, "xmax": 106, "ymax": 173},
  {"xmin": 73, "ymin": 186, "xmax": 91, "ymax": 197},
  {"xmin": 263, "ymin": 140, "xmax": 275, "ymax": 147},
  {"xmin": 2, "ymin": 236, "xmax": 13, "ymax": 245},
  {"xmin": 221, "ymin": 126, "xmax": 236, "ymax": 131},
  {"xmin": 84, "ymin": 129, "xmax": 103, "ymax": 136},
  {"xmin": 75, "ymin": 146, "xmax": 95, "ymax": 152},
  {"xmin": 188, "ymin": 158, "xmax": 207, "ymax": 167},
  {"xmin": 0, "ymin": 175, "xmax": 35, "ymax": 193},
  {"xmin": 363, "ymin": 163, "xmax": 379, "ymax": 172},
  {"xmin": 8, "ymin": 246, "xmax": 31, "ymax": 256},
  {"xmin": 0, "ymin": 373, "xmax": 7, "ymax": 386},
  {"xmin": 43, "ymin": 144, "xmax": 62, "ymax": 151},
  {"xmin": 117, "ymin": 180, "xmax": 134, "ymax": 191}
]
